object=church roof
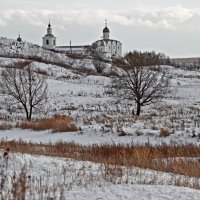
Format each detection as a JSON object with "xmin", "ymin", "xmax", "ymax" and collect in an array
[
  {"xmin": 17, "ymin": 35, "xmax": 22, "ymax": 42},
  {"xmin": 56, "ymin": 45, "xmax": 89, "ymax": 49},
  {"xmin": 44, "ymin": 33, "xmax": 55, "ymax": 37},
  {"xmin": 93, "ymin": 39, "xmax": 121, "ymax": 44},
  {"xmin": 103, "ymin": 26, "xmax": 110, "ymax": 33}
]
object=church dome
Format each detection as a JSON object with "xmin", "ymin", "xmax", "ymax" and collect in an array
[
  {"xmin": 45, "ymin": 33, "xmax": 54, "ymax": 37},
  {"xmin": 103, "ymin": 26, "xmax": 109, "ymax": 33},
  {"xmin": 17, "ymin": 35, "xmax": 22, "ymax": 42}
]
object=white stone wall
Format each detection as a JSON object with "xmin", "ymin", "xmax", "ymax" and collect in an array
[
  {"xmin": 93, "ymin": 39, "xmax": 122, "ymax": 58},
  {"xmin": 42, "ymin": 35, "xmax": 56, "ymax": 49},
  {"xmin": 103, "ymin": 32, "xmax": 109, "ymax": 40},
  {"xmin": 42, "ymin": 24, "xmax": 57, "ymax": 50},
  {"xmin": 47, "ymin": 27, "xmax": 52, "ymax": 35},
  {"xmin": 41, "ymin": 23, "xmax": 122, "ymax": 56}
]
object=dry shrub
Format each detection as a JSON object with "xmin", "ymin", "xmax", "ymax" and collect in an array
[
  {"xmin": 19, "ymin": 115, "xmax": 78, "ymax": 132},
  {"xmin": 135, "ymin": 129, "xmax": 144, "ymax": 136},
  {"xmin": 160, "ymin": 127, "xmax": 170, "ymax": 137},
  {"xmin": 12, "ymin": 169, "xmax": 27, "ymax": 200},
  {"xmin": 105, "ymin": 166, "xmax": 123, "ymax": 177},
  {"xmin": 149, "ymin": 111, "xmax": 157, "ymax": 117},
  {"xmin": 0, "ymin": 121, "xmax": 12, "ymax": 130},
  {"xmin": 9, "ymin": 60, "xmax": 32, "ymax": 69},
  {"xmin": 33, "ymin": 68, "xmax": 48, "ymax": 76},
  {"xmin": 118, "ymin": 129, "xmax": 127, "ymax": 136},
  {"xmin": 104, "ymin": 165, "xmax": 123, "ymax": 182}
]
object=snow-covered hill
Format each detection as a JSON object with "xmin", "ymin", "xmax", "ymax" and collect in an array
[
  {"xmin": 0, "ymin": 53, "xmax": 200, "ymax": 199},
  {"xmin": 1, "ymin": 152, "xmax": 200, "ymax": 200},
  {"xmin": 0, "ymin": 56, "xmax": 200, "ymax": 145},
  {"xmin": 0, "ymin": 37, "xmax": 73, "ymax": 67}
]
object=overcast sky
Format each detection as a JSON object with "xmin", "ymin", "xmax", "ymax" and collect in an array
[{"xmin": 1, "ymin": 0, "xmax": 200, "ymax": 57}]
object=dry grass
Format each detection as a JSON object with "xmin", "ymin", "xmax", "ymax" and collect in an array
[
  {"xmin": 118, "ymin": 129, "xmax": 127, "ymax": 136},
  {"xmin": 160, "ymin": 127, "xmax": 170, "ymax": 137},
  {"xmin": 0, "ymin": 140, "xmax": 200, "ymax": 180},
  {"xmin": 18, "ymin": 115, "xmax": 78, "ymax": 132},
  {"xmin": 135, "ymin": 129, "xmax": 144, "ymax": 136},
  {"xmin": 0, "ymin": 121, "xmax": 12, "ymax": 130},
  {"xmin": 11, "ymin": 169, "xmax": 27, "ymax": 200}
]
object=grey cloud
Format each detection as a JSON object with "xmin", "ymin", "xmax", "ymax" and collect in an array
[
  {"xmin": 1, "ymin": 5, "xmax": 200, "ymax": 57},
  {"xmin": 115, "ymin": 6, "xmax": 200, "ymax": 29},
  {"xmin": 0, "ymin": 6, "xmax": 200, "ymax": 29}
]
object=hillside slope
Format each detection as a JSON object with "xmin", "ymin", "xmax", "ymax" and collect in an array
[
  {"xmin": 0, "ymin": 37, "xmax": 73, "ymax": 67},
  {"xmin": 0, "ymin": 56, "xmax": 200, "ymax": 145}
]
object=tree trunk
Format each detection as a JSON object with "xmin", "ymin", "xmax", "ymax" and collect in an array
[
  {"xmin": 27, "ymin": 114, "xmax": 31, "ymax": 121},
  {"xmin": 23, "ymin": 105, "xmax": 31, "ymax": 121},
  {"xmin": 24, "ymin": 107, "xmax": 29, "ymax": 120},
  {"xmin": 28, "ymin": 106, "xmax": 32, "ymax": 121},
  {"xmin": 136, "ymin": 103, "xmax": 141, "ymax": 116}
]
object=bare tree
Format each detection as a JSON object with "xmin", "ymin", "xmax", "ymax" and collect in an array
[
  {"xmin": 0, "ymin": 64, "xmax": 48, "ymax": 120},
  {"xmin": 112, "ymin": 51, "xmax": 170, "ymax": 116},
  {"xmin": 93, "ymin": 59, "xmax": 107, "ymax": 73}
]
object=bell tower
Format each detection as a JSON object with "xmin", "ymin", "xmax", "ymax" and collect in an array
[
  {"xmin": 42, "ymin": 22, "xmax": 56, "ymax": 49},
  {"xmin": 103, "ymin": 19, "xmax": 110, "ymax": 40}
]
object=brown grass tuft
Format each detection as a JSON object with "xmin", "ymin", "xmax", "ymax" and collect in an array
[
  {"xmin": 0, "ymin": 121, "xmax": 12, "ymax": 130},
  {"xmin": 135, "ymin": 129, "xmax": 144, "ymax": 136},
  {"xmin": 160, "ymin": 127, "xmax": 170, "ymax": 137},
  {"xmin": 118, "ymin": 129, "xmax": 127, "ymax": 136},
  {"xmin": 18, "ymin": 115, "xmax": 78, "ymax": 132}
]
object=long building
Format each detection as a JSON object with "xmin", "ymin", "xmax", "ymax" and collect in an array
[{"xmin": 42, "ymin": 21, "xmax": 122, "ymax": 59}]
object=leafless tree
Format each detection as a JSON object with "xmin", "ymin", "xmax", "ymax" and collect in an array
[
  {"xmin": 87, "ymin": 44, "xmax": 105, "ymax": 60},
  {"xmin": 112, "ymin": 51, "xmax": 170, "ymax": 116},
  {"xmin": 93, "ymin": 59, "xmax": 107, "ymax": 73},
  {"xmin": 0, "ymin": 64, "xmax": 48, "ymax": 120}
]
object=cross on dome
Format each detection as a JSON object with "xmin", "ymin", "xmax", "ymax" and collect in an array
[
  {"xmin": 48, "ymin": 21, "xmax": 51, "ymax": 28},
  {"xmin": 103, "ymin": 19, "xmax": 109, "ymax": 33},
  {"xmin": 105, "ymin": 19, "xmax": 107, "ymax": 27}
]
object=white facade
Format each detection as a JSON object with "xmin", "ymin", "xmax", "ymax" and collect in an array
[
  {"xmin": 92, "ymin": 24, "xmax": 122, "ymax": 58},
  {"xmin": 54, "ymin": 45, "xmax": 90, "ymax": 55},
  {"xmin": 42, "ymin": 23, "xmax": 56, "ymax": 50},
  {"xmin": 41, "ymin": 22, "xmax": 122, "ymax": 58}
]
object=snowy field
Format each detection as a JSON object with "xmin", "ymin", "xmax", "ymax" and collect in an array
[
  {"xmin": 0, "ymin": 39, "xmax": 200, "ymax": 199},
  {"xmin": 1, "ymin": 152, "xmax": 200, "ymax": 200},
  {"xmin": 0, "ymin": 58, "xmax": 200, "ymax": 145}
]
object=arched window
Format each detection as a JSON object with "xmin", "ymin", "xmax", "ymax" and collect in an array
[
  {"xmin": 46, "ymin": 39, "xmax": 49, "ymax": 45},
  {"xmin": 53, "ymin": 40, "xmax": 56, "ymax": 45}
]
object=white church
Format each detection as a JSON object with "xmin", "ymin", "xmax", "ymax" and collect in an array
[{"xmin": 42, "ymin": 21, "xmax": 122, "ymax": 59}]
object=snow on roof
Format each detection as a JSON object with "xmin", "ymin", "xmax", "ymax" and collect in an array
[{"xmin": 55, "ymin": 46, "xmax": 90, "ymax": 52}]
